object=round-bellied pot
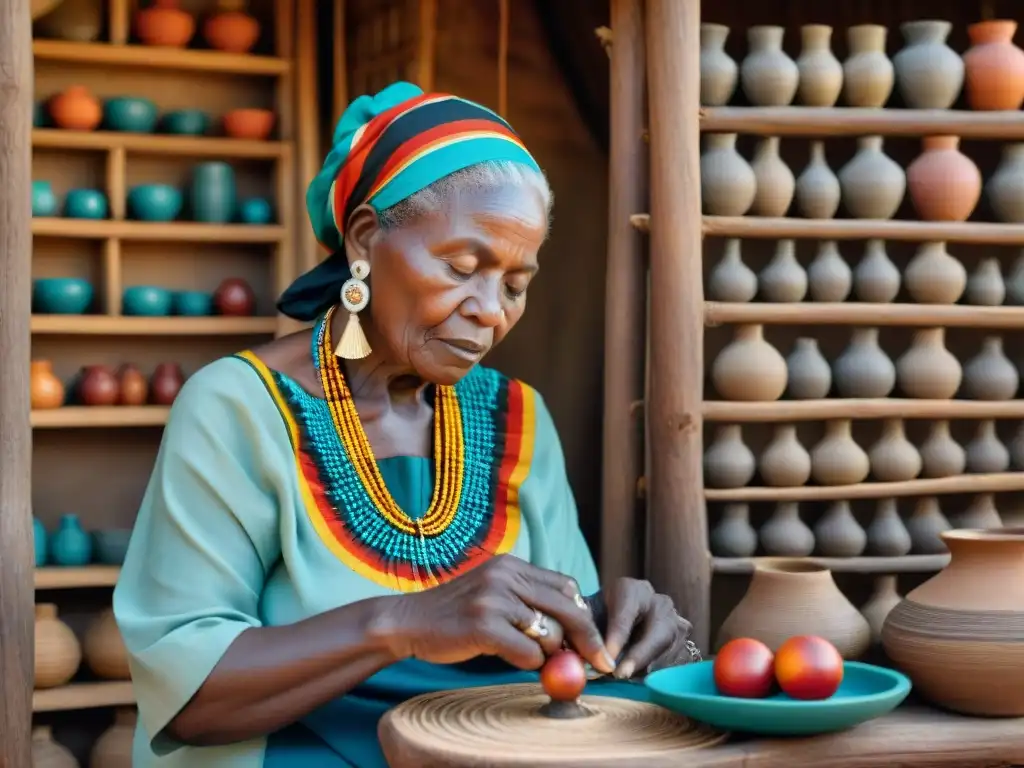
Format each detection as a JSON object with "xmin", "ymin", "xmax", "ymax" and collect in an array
[{"xmin": 882, "ymin": 528, "xmax": 1024, "ymax": 716}]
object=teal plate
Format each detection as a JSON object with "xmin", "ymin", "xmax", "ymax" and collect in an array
[{"xmin": 645, "ymin": 660, "xmax": 910, "ymax": 736}]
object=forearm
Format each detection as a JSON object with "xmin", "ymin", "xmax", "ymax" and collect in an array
[{"xmin": 168, "ymin": 594, "xmax": 403, "ymax": 746}]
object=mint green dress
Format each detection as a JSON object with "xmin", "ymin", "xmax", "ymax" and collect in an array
[{"xmin": 113, "ymin": 349, "xmax": 646, "ymax": 767}]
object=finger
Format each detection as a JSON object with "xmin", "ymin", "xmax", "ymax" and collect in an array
[
  {"xmin": 603, "ymin": 590, "xmax": 642, "ymax": 663},
  {"xmin": 519, "ymin": 583, "xmax": 615, "ymax": 674},
  {"xmin": 511, "ymin": 559, "xmax": 586, "ymax": 600},
  {"xmin": 617, "ymin": 601, "xmax": 678, "ymax": 679},
  {"xmin": 508, "ymin": 600, "xmax": 566, "ymax": 657},
  {"xmin": 477, "ymin": 619, "xmax": 546, "ymax": 671}
]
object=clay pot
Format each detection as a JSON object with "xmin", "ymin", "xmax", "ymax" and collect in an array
[
  {"xmin": 907, "ymin": 497, "xmax": 951, "ymax": 554},
  {"xmin": 838, "ymin": 136, "xmax": 906, "ymax": 220},
  {"xmin": 906, "ymin": 136, "xmax": 981, "ymax": 222},
  {"xmin": 893, "ymin": 20, "xmax": 965, "ymax": 109},
  {"xmin": 31, "ymin": 725, "xmax": 77, "ymax": 768},
  {"xmin": 223, "ymin": 108, "xmax": 275, "ymax": 141},
  {"xmin": 796, "ymin": 25, "xmax": 843, "ymax": 107},
  {"xmin": 699, "ymin": 24, "xmax": 738, "ymax": 107},
  {"xmin": 882, "ymin": 528, "xmax": 1024, "ymax": 715},
  {"xmin": 710, "ymin": 324, "xmax": 787, "ymax": 401},
  {"xmin": 868, "ymin": 419, "xmax": 922, "ymax": 482},
  {"xmin": 758, "ymin": 240, "xmax": 806, "ymax": 302},
  {"xmin": 79, "ymin": 365, "xmax": 119, "ymax": 406},
  {"xmin": 865, "ymin": 499, "xmax": 912, "ymax": 557},
  {"xmin": 758, "ymin": 425, "xmax": 812, "ymax": 487},
  {"xmin": 965, "ymin": 258, "xmax": 1006, "ymax": 306},
  {"xmin": 814, "ymin": 500, "xmax": 867, "ymax": 557},
  {"xmin": 116, "ymin": 363, "xmax": 149, "ymax": 406},
  {"xmin": 966, "ymin": 419, "xmax": 1010, "ymax": 474},
  {"xmin": 31, "ymin": 359, "xmax": 66, "ymax": 410},
  {"xmin": 810, "ymin": 419, "xmax": 870, "ymax": 486},
  {"xmin": 703, "ymin": 425, "xmax": 755, "ymax": 489},
  {"xmin": 963, "ymin": 20, "xmax": 1024, "ymax": 111},
  {"xmin": 957, "ymin": 493, "xmax": 1003, "ymax": 530},
  {"xmin": 794, "ymin": 140, "xmax": 840, "ymax": 219},
  {"xmin": 707, "ymin": 239, "xmax": 757, "ymax": 302},
  {"xmin": 83, "ymin": 608, "xmax": 131, "ymax": 680},
  {"xmin": 919, "ymin": 421, "xmax": 966, "ymax": 478},
  {"xmin": 49, "ymin": 85, "xmax": 101, "ymax": 131},
  {"xmin": 717, "ymin": 560, "xmax": 871, "ymax": 659},
  {"xmin": 807, "ymin": 241, "xmax": 851, "ymax": 302},
  {"xmin": 904, "ymin": 242, "xmax": 966, "ymax": 304},
  {"xmin": 136, "ymin": 0, "xmax": 196, "ymax": 47},
  {"xmin": 962, "ymin": 336, "xmax": 1019, "ymax": 400},
  {"xmin": 749, "ymin": 137, "xmax": 794, "ymax": 217},
  {"xmin": 861, "ymin": 575, "xmax": 902, "ymax": 647},
  {"xmin": 853, "ymin": 240, "xmax": 900, "ymax": 303},
  {"xmin": 986, "ymin": 144, "xmax": 1024, "ymax": 223},
  {"xmin": 842, "ymin": 25, "xmax": 894, "ymax": 107},
  {"xmin": 709, "ymin": 503, "xmax": 757, "ymax": 558},
  {"xmin": 832, "ymin": 327, "xmax": 896, "ymax": 398},
  {"xmin": 896, "ymin": 328, "xmax": 962, "ymax": 399},
  {"xmin": 759, "ymin": 503, "xmax": 814, "ymax": 556},
  {"xmin": 204, "ymin": 0, "xmax": 260, "ymax": 53},
  {"xmin": 213, "ymin": 277, "xmax": 257, "ymax": 316},
  {"xmin": 90, "ymin": 708, "xmax": 136, "ymax": 768},
  {"xmin": 35, "ymin": 603, "xmax": 82, "ymax": 689},
  {"xmin": 150, "ymin": 363, "xmax": 186, "ymax": 405},
  {"xmin": 700, "ymin": 134, "xmax": 755, "ymax": 216},
  {"xmin": 37, "ymin": 0, "xmax": 102, "ymax": 41},
  {"xmin": 785, "ymin": 338, "xmax": 832, "ymax": 400},
  {"xmin": 740, "ymin": 26, "xmax": 799, "ymax": 106}
]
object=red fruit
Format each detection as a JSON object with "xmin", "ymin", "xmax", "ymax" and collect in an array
[
  {"xmin": 713, "ymin": 638, "xmax": 775, "ymax": 698},
  {"xmin": 774, "ymin": 635, "xmax": 844, "ymax": 700},
  {"xmin": 540, "ymin": 650, "xmax": 587, "ymax": 702}
]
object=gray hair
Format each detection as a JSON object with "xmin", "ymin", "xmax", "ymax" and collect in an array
[{"xmin": 376, "ymin": 159, "xmax": 553, "ymax": 236}]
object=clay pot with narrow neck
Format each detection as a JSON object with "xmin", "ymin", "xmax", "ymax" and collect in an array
[
  {"xmin": 710, "ymin": 324, "xmax": 787, "ymax": 401},
  {"xmin": 703, "ymin": 425, "xmax": 755, "ymax": 489},
  {"xmin": 758, "ymin": 239, "xmax": 807, "ymax": 302},
  {"xmin": 862, "ymin": 575, "xmax": 902, "ymax": 647},
  {"xmin": 80, "ymin": 365, "xmax": 119, "ymax": 406},
  {"xmin": 796, "ymin": 24, "xmax": 843, "ymax": 107},
  {"xmin": 843, "ymin": 25, "xmax": 894, "ymax": 107},
  {"xmin": 966, "ymin": 419, "xmax": 1010, "ymax": 474},
  {"xmin": 740, "ymin": 26, "xmax": 799, "ymax": 106},
  {"xmin": 907, "ymin": 496, "xmax": 951, "ymax": 554},
  {"xmin": 896, "ymin": 328, "xmax": 962, "ymax": 399},
  {"xmin": 709, "ymin": 503, "xmax": 757, "ymax": 558},
  {"xmin": 136, "ymin": 0, "xmax": 196, "ymax": 47},
  {"xmin": 866, "ymin": 499, "xmax": 912, "ymax": 557},
  {"xmin": 700, "ymin": 23, "xmax": 738, "ymax": 106},
  {"xmin": 963, "ymin": 20, "xmax": 1024, "ymax": 111},
  {"xmin": 966, "ymin": 258, "xmax": 1006, "ymax": 306},
  {"xmin": 700, "ymin": 133, "xmax": 756, "ymax": 216},
  {"xmin": 810, "ymin": 419, "xmax": 870, "ymax": 486},
  {"xmin": 31, "ymin": 725, "xmax": 77, "ymax": 768},
  {"xmin": 758, "ymin": 424, "xmax": 812, "ymax": 488},
  {"xmin": 785, "ymin": 337, "xmax": 832, "ymax": 400},
  {"xmin": 151, "ymin": 363, "xmax": 186, "ymax": 405},
  {"xmin": 957, "ymin": 493, "xmax": 1003, "ymax": 529},
  {"xmin": 986, "ymin": 144, "xmax": 1024, "ymax": 223},
  {"xmin": 750, "ymin": 137, "xmax": 794, "ymax": 217},
  {"xmin": 814, "ymin": 500, "xmax": 867, "ymax": 557},
  {"xmin": 832, "ymin": 327, "xmax": 896, "ymax": 398},
  {"xmin": 907, "ymin": 136, "xmax": 981, "ymax": 221},
  {"xmin": 717, "ymin": 560, "xmax": 871, "ymax": 658},
  {"xmin": 905, "ymin": 242, "xmax": 966, "ymax": 304},
  {"xmin": 31, "ymin": 360, "xmax": 66, "ymax": 410},
  {"xmin": 708, "ymin": 239, "xmax": 757, "ymax": 302},
  {"xmin": 963, "ymin": 336, "xmax": 1019, "ymax": 401},
  {"xmin": 759, "ymin": 502, "xmax": 814, "ymax": 556},
  {"xmin": 35, "ymin": 603, "xmax": 82, "ymax": 689},
  {"xmin": 883, "ymin": 529, "xmax": 1024, "ymax": 715},
  {"xmin": 807, "ymin": 240, "xmax": 851, "ymax": 302},
  {"xmin": 893, "ymin": 20, "xmax": 965, "ymax": 109},
  {"xmin": 838, "ymin": 136, "xmax": 906, "ymax": 220},
  {"xmin": 868, "ymin": 419, "xmax": 922, "ymax": 482},
  {"xmin": 795, "ymin": 141, "xmax": 840, "ymax": 219},
  {"xmin": 49, "ymin": 85, "xmax": 102, "ymax": 131},
  {"xmin": 90, "ymin": 707, "xmax": 137, "ymax": 768},
  {"xmin": 853, "ymin": 240, "xmax": 900, "ymax": 303},
  {"xmin": 204, "ymin": 0, "xmax": 260, "ymax": 53},
  {"xmin": 919, "ymin": 421, "xmax": 965, "ymax": 478}
]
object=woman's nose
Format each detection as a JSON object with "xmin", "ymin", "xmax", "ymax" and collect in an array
[{"xmin": 461, "ymin": 280, "xmax": 504, "ymax": 327}]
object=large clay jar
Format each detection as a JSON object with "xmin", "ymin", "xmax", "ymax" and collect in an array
[
  {"xmin": 710, "ymin": 324, "xmax": 787, "ymax": 401},
  {"xmin": 853, "ymin": 240, "xmax": 900, "ymax": 303},
  {"xmin": 965, "ymin": 258, "xmax": 1006, "ymax": 306},
  {"xmin": 49, "ymin": 85, "xmax": 102, "ymax": 131},
  {"xmin": 882, "ymin": 528, "xmax": 1024, "ymax": 715},
  {"xmin": 810, "ymin": 419, "xmax": 870, "ymax": 486},
  {"xmin": 749, "ymin": 137, "xmax": 794, "ymax": 217},
  {"xmin": 962, "ymin": 336, "xmax": 1019, "ymax": 400},
  {"xmin": 986, "ymin": 144, "xmax": 1024, "ymax": 223},
  {"xmin": 807, "ymin": 241, "xmax": 851, "ymax": 302},
  {"xmin": 79, "ymin": 365, "xmax": 119, "ymax": 406},
  {"xmin": 896, "ymin": 328, "xmax": 962, "ymax": 399},
  {"xmin": 90, "ymin": 708, "xmax": 136, "ymax": 768},
  {"xmin": 758, "ymin": 425, "xmax": 812, "ymax": 488},
  {"xmin": 203, "ymin": 0, "xmax": 260, "ymax": 54},
  {"xmin": 214, "ymin": 277, "xmax": 257, "ymax": 316},
  {"xmin": 31, "ymin": 359, "xmax": 66, "ymax": 410},
  {"xmin": 794, "ymin": 140, "xmax": 840, "ymax": 219},
  {"xmin": 832, "ymin": 327, "xmax": 896, "ymax": 398},
  {"xmin": 116, "ymin": 363, "xmax": 149, "ymax": 406},
  {"xmin": 838, "ymin": 137, "xmax": 906, "ymax": 220},
  {"xmin": 31, "ymin": 726, "xmax": 77, "ymax": 768},
  {"xmin": 709, "ymin": 503, "xmax": 757, "ymax": 558},
  {"xmin": 907, "ymin": 496, "xmax": 951, "ymax": 554},
  {"xmin": 963, "ymin": 20, "xmax": 1024, "ymax": 111},
  {"xmin": 904, "ymin": 242, "xmax": 966, "ymax": 304},
  {"xmin": 136, "ymin": 0, "xmax": 196, "ymax": 47},
  {"xmin": 796, "ymin": 24, "xmax": 843, "ymax": 107},
  {"xmin": 814, "ymin": 500, "xmax": 867, "ymax": 557},
  {"xmin": 700, "ymin": 23, "xmax": 738, "ymax": 107},
  {"xmin": 703, "ymin": 425, "xmax": 755, "ymax": 488},
  {"xmin": 83, "ymin": 607, "xmax": 131, "ymax": 680},
  {"xmin": 740, "ymin": 26, "xmax": 799, "ymax": 106},
  {"xmin": 893, "ymin": 20, "xmax": 965, "ymax": 109},
  {"xmin": 785, "ymin": 338, "xmax": 832, "ymax": 399},
  {"xmin": 842, "ymin": 25, "xmax": 894, "ymax": 107},
  {"xmin": 707, "ymin": 239, "xmax": 757, "ymax": 302},
  {"xmin": 868, "ymin": 419, "xmax": 922, "ymax": 482},
  {"xmin": 717, "ymin": 560, "xmax": 871, "ymax": 659},
  {"xmin": 919, "ymin": 420, "xmax": 966, "ymax": 478},
  {"xmin": 758, "ymin": 240, "xmax": 807, "ymax": 302},
  {"xmin": 906, "ymin": 136, "xmax": 981, "ymax": 222},
  {"xmin": 151, "ymin": 362, "xmax": 186, "ymax": 405},
  {"xmin": 700, "ymin": 134, "xmax": 755, "ymax": 216},
  {"xmin": 35, "ymin": 603, "xmax": 82, "ymax": 689},
  {"xmin": 865, "ymin": 499, "xmax": 912, "ymax": 557}
]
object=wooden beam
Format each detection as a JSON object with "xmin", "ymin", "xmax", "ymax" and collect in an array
[
  {"xmin": 0, "ymin": 0, "xmax": 36, "ymax": 763},
  {"xmin": 644, "ymin": 0, "xmax": 709, "ymax": 652},
  {"xmin": 601, "ymin": 0, "xmax": 646, "ymax": 587}
]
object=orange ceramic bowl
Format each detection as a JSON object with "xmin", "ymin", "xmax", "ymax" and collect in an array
[{"xmin": 223, "ymin": 108, "xmax": 275, "ymax": 140}]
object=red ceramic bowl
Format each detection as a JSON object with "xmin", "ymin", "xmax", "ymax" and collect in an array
[{"xmin": 223, "ymin": 108, "xmax": 275, "ymax": 140}]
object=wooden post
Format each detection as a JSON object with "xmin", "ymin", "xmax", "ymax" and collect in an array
[
  {"xmin": 600, "ymin": 0, "xmax": 646, "ymax": 586},
  {"xmin": 644, "ymin": 0, "xmax": 709, "ymax": 652},
  {"xmin": 0, "ymin": 0, "xmax": 36, "ymax": 763}
]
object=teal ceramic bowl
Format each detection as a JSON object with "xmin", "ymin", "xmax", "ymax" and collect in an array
[
  {"xmin": 128, "ymin": 184, "xmax": 183, "ymax": 222},
  {"xmin": 104, "ymin": 97, "xmax": 159, "ymax": 133},
  {"xmin": 93, "ymin": 529, "xmax": 132, "ymax": 565},
  {"xmin": 173, "ymin": 290, "xmax": 213, "ymax": 316},
  {"xmin": 645, "ymin": 661, "xmax": 911, "ymax": 736},
  {"xmin": 161, "ymin": 109, "xmax": 210, "ymax": 136},
  {"xmin": 239, "ymin": 197, "xmax": 273, "ymax": 224},
  {"xmin": 33, "ymin": 277, "xmax": 94, "ymax": 314},
  {"xmin": 64, "ymin": 189, "xmax": 108, "ymax": 220},
  {"xmin": 123, "ymin": 286, "xmax": 173, "ymax": 316}
]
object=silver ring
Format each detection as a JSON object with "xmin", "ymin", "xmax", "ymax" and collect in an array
[
  {"xmin": 685, "ymin": 640, "xmax": 702, "ymax": 662},
  {"xmin": 573, "ymin": 593, "xmax": 588, "ymax": 611},
  {"xmin": 523, "ymin": 609, "xmax": 549, "ymax": 640}
]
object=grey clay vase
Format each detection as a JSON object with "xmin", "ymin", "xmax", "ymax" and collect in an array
[
  {"xmin": 709, "ymin": 503, "xmax": 758, "ymax": 557},
  {"xmin": 708, "ymin": 239, "xmax": 757, "ymax": 302},
  {"xmin": 962, "ymin": 336, "xmax": 1019, "ymax": 401},
  {"xmin": 904, "ymin": 242, "xmax": 966, "ymax": 304},
  {"xmin": 758, "ymin": 240, "xmax": 807, "ymax": 302},
  {"xmin": 1011, "ymin": 423, "xmax": 1024, "ymax": 470},
  {"xmin": 795, "ymin": 141, "xmax": 840, "ymax": 219},
  {"xmin": 919, "ymin": 421, "xmax": 966, "ymax": 478},
  {"xmin": 906, "ymin": 497, "xmax": 951, "ymax": 554},
  {"xmin": 700, "ymin": 24, "xmax": 738, "ymax": 107},
  {"xmin": 986, "ymin": 144, "xmax": 1024, "ymax": 223},
  {"xmin": 853, "ymin": 240, "xmax": 900, "ymax": 303},
  {"xmin": 965, "ymin": 420, "xmax": 1010, "ymax": 473},
  {"xmin": 896, "ymin": 328, "xmax": 962, "ymax": 399},
  {"xmin": 786, "ymin": 338, "xmax": 832, "ymax": 399},
  {"xmin": 1008, "ymin": 253, "xmax": 1024, "ymax": 305},
  {"xmin": 832, "ymin": 327, "xmax": 896, "ymax": 398},
  {"xmin": 758, "ymin": 424, "xmax": 812, "ymax": 487},
  {"xmin": 703, "ymin": 424, "xmax": 756, "ymax": 488},
  {"xmin": 893, "ymin": 20, "xmax": 965, "ymax": 109},
  {"xmin": 701, "ymin": 134, "xmax": 755, "ymax": 216},
  {"xmin": 740, "ymin": 26, "xmax": 799, "ymax": 106},
  {"xmin": 810, "ymin": 419, "xmax": 870, "ymax": 486},
  {"xmin": 956, "ymin": 493, "xmax": 1003, "ymax": 529},
  {"xmin": 838, "ymin": 136, "xmax": 906, "ymax": 220},
  {"xmin": 965, "ymin": 258, "xmax": 1006, "ymax": 306},
  {"xmin": 865, "ymin": 499, "xmax": 912, "ymax": 557},
  {"xmin": 750, "ymin": 137, "xmax": 795, "ymax": 216},
  {"xmin": 867, "ymin": 419, "xmax": 922, "ymax": 482},
  {"xmin": 807, "ymin": 240, "xmax": 851, "ymax": 302},
  {"xmin": 814, "ymin": 500, "xmax": 867, "ymax": 557},
  {"xmin": 759, "ymin": 502, "xmax": 814, "ymax": 556},
  {"xmin": 843, "ymin": 25, "xmax": 894, "ymax": 107}
]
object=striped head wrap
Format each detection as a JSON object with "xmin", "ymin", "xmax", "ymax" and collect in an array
[{"xmin": 277, "ymin": 81, "xmax": 541, "ymax": 322}]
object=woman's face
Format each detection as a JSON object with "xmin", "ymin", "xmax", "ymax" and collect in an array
[{"xmin": 346, "ymin": 182, "xmax": 548, "ymax": 385}]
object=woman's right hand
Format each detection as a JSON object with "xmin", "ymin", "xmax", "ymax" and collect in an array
[{"xmin": 370, "ymin": 554, "xmax": 617, "ymax": 675}]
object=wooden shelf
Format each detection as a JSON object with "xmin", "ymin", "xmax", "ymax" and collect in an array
[
  {"xmin": 704, "ymin": 472, "xmax": 1024, "ymax": 502},
  {"xmin": 32, "ymin": 218, "xmax": 285, "ymax": 243},
  {"xmin": 35, "ymin": 566, "xmax": 120, "ymax": 589},
  {"xmin": 31, "ymin": 406, "xmax": 170, "ymax": 429},
  {"xmin": 33, "ymin": 128, "xmax": 289, "ymax": 159},
  {"xmin": 706, "ymin": 302, "xmax": 1024, "ymax": 328},
  {"xmin": 32, "ymin": 315, "xmax": 278, "ymax": 335},
  {"xmin": 33, "ymin": 681, "xmax": 134, "ymax": 713},
  {"xmin": 712, "ymin": 554, "xmax": 950, "ymax": 575},
  {"xmin": 33, "ymin": 39, "xmax": 290, "ymax": 76},
  {"xmin": 700, "ymin": 107, "xmax": 1024, "ymax": 139},
  {"xmin": 703, "ymin": 399, "xmax": 1024, "ymax": 422}
]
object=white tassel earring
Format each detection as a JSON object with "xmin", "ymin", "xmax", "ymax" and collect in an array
[{"xmin": 335, "ymin": 259, "xmax": 372, "ymax": 359}]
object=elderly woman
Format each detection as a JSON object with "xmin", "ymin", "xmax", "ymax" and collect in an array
[{"xmin": 114, "ymin": 82, "xmax": 698, "ymax": 767}]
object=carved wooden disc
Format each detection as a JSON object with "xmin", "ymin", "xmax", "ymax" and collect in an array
[{"xmin": 379, "ymin": 683, "xmax": 727, "ymax": 767}]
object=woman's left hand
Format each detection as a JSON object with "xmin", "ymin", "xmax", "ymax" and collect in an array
[{"xmin": 585, "ymin": 579, "xmax": 700, "ymax": 680}]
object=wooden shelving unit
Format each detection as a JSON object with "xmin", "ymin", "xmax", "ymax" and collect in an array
[
  {"xmin": 31, "ymin": 406, "xmax": 170, "ymax": 428},
  {"xmin": 35, "ymin": 566, "xmax": 120, "ymax": 590},
  {"xmin": 33, "ymin": 39, "xmax": 290, "ymax": 76},
  {"xmin": 31, "ymin": 315, "xmax": 279, "ymax": 335},
  {"xmin": 712, "ymin": 554, "xmax": 949, "ymax": 576},
  {"xmin": 33, "ymin": 682, "xmax": 134, "ymax": 713}
]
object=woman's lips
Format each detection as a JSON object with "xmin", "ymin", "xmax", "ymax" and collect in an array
[{"xmin": 435, "ymin": 338, "xmax": 487, "ymax": 361}]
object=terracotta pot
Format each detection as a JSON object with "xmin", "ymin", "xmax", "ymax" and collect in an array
[
  {"xmin": 906, "ymin": 136, "xmax": 981, "ymax": 222},
  {"xmin": 136, "ymin": 0, "xmax": 196, "ymax": 47},
  {"xmin": 83, "ymin": 607, "xmax": 131, "ymax": 680},
  {"xmin": 214, "ymin": 277, "xmax": 257, "ymax": 316},
  {"xmin": 90, "ymin": 708, "xmax": 136, "ymax": 768},
  {"xmin": 717, "ymin": 559, "xmax": 871, "ymax": 659},
  {"xmin": 150, "ymin": 363, "xmax": 186, "ymax": 405},
  {"xmin": 32, "ymin": 725, "xmax": 77, "ymax": 768},
  {"xmin": 116, "ymin": 363, "xmax": 149, "ymax": 406},
  {"xmin": 204, "ymin": 0, "xmax": 260, "ymax": 53},
  {"xmin": 35, "ymin": 603, "xmax": 82, "ymax": 689},
  {"xmin": 49, "ymin": 85, "xmax": 102, "ymax": 131},
  {"xmin": 79, "ymin": 365, "xmax": 119, "ymax": 406},
  {"xmin": 223, "ymin": 107, "xmax": 275, "ymax": 140},
  {"xmin": 964, "ymin": 20, "xmax": 1024, "ymax": 111},
  {"xmin": 882, "ymin": 528, "xmax": 1024, "ymax": 715},
  {"xmin": 31, "ymin": 359, "xmax": 66, "ymax": 410}
]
